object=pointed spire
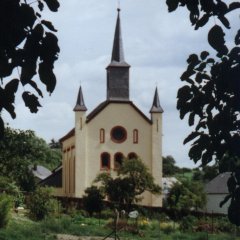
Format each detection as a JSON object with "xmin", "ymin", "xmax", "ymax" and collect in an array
[
  {"xmin": 150, "ymin": 88, "xmax": 164, "ymax": 113},
  {"xmin": 110, "ymin": 8, "xmax": 129, "ymax": 65},
  {"xmin": 73, "ymin": 86, "xmax": 87, "ymax": 111}
]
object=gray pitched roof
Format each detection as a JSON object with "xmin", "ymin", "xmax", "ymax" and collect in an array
[
  {"xmin": 73, "ymin": 86, "xmax": 87, "ymax": 111},
  {"xmin": 150, "ymin": 87, "xmax": 164, "ymax": 113},
  {"xmin": 205, "ymin": 172, "xmax": 231, "ymax": 194},
  {"xmin": 30, "ymin": 165, "xmax": 52, "ymax": 180}
]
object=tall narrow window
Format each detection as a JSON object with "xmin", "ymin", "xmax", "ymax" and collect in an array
[
  {"xmin": 100, "ymin": 128, "xmax": 105, "ymax": 143},
  {"xmin": 114, "ymin": 152, "xmax": 124, "ymax": 169},
  {"xmin": 101, "ymin": 152, "xmax": 110, "ymax": 170},
  {"xmin": 133, "ymin": 129, "xmax": 138, "ymax": 144}
]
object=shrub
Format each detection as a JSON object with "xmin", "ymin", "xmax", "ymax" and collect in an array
[
  {"xmin": 0, "ymin": 194, "xmax": 12, "ymax": 228},
  {"xmin": 82, "ymin": 186, "xmax": 104, "ymax": 216},
  {"xmin": 160, "ymin": 221, "xmax": 175, "ymax": 234},
  {"xmin": 28, "ymin": 187, "xmax": 58, "ymax": 220},
  {"xmin": 179, "ymin": 215, "xmax": 197, "ymax": 232}
]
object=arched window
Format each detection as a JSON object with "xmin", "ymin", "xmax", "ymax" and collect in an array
[
  {"xmin": 128, "ymin": 152, "xmax": 137, "ymax": 160},
  {"xmin": 100, "ymin": 128, "xmax": 105, "ymax": 143},
  {"xmin": 133, "ymin": 129, "xmax": 138, "ymax": 144},
  {"xmin": 101, "ymin": 152, "xmax": 110, "ymax": 170},
  {"xmin": 114, "ymin": 152, "xmax": 124, "ymax": 169}
]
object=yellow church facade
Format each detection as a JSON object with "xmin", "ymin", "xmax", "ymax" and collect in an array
[{"xmin": 44, "ymin": 9, "xmax": 163, "ymax": 207}]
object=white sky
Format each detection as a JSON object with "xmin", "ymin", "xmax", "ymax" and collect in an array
[{"xmin": 2, "ymin": 0, "xmax": 239, "ymax": 168}]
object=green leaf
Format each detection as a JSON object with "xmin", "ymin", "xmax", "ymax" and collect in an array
[
  {"xmin": 166, "ymin": 0, "xmax": 179, "ymax": 12},
  {"xmin": 200, "ymin": 51, "xmax": 209, "ymax": 60},
  {"xmin": 43, "ymin": 0, "xmax": 60, "ymax": 12},
  {"xmin": 228, "ymin": 2, "xmax": 240, "ymax": 12},
  {"xmin": 41, "ymin": 20, "xmax": 57, "ymax": 32},
  {"xmin": 38, "ymin": 62, "xmax": 56, "ymax": 94},
  {"xmin": 38, "ymin": 0, "xmax": 44, "ymax": 11},
  {"xmin": 208, "ymin": 25, "xmax": 228, "ymax": 56},
  {"xmin": 235, "ymin": 30, "xmax": 240, "ymax": 45},
  {"xmin": 195, "ymin": 14, "xmax": 209, "ymax": 30},
  {"xmin": 219, "ymin": 194, "xmax": 231, "ymax": 208},
  {"xmin": 218, "ymin": 15, "xmax": 230, "ymax": 29},
  {"xmin": 28, "ymin": 80, "xmax": 43, "ymax": 97},
  {"xmin": 22, "ymin": 91, "xmax": 41, "ymax": 113},
  {"xmin": 0, "ymin": 117, "xmax": 4, "ymax": 140},
  {"xmin": 184, "ymin": 131, "xmax": 200, "ymax": 145}
]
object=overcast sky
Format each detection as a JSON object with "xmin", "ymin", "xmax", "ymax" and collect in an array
[{"xmin": 3, "ymin": 0, "xmax": 239, "ymax": 168}]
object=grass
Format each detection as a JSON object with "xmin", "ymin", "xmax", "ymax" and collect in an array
[{"xmin": 0, "ymin": 212, "xmax": 240, "ymax": 240}]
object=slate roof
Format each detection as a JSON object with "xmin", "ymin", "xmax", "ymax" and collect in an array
[
  {"xmin": 205, "ymin": 172, "xmax": 231, "ymax": 194},
  {"xmin": 150, "ymin": 87, "xmax": 164, "ymax": 113},
  {"xmin": 39, "ymin": 166, "xmax": 62, "ymax": 188},
  {"xmin": 73, "ymin": 86, "xmax": 87, "ymax": 112},
  {"xmin": 30, "ymin": 165, "xmax": 52, "ymax": 180}
]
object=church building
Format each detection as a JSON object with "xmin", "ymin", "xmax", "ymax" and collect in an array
[{"xmin": 43, "ymin": 9, "xmax": 164, "ymax": 207}]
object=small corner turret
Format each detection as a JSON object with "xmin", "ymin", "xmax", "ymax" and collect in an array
[
  {"xmin": 73, "ymin": 86, "xmax": 87, "ymax": 112},
  {"xmin": 150, "ymin": 87, "xmax": 163, "ymax": 114}
]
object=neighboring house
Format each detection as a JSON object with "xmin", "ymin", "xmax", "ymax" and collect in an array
[
  {"xmin": 205, "ymin": 172, "xmax": 231, "ymax": 215},
  {"xmin": 41, "ymin": 9, "xmax": 164, "ymax": 207},
  {"xmin": 30, "ymin": 165, "xmax": 52, "ymax": 182},
  {"xmin": 162, "ymin": 177, "xmax": 178, "ymax": 199}
]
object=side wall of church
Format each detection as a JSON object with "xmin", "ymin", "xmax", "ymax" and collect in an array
[{"xmin": 62, "ymin": 136, "xmax": 75, "ymax": 197}]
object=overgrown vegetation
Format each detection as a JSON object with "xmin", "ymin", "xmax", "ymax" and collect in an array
[{"xmin": 28, "ymin": 187, "xmax": 58, "ymax": 221}]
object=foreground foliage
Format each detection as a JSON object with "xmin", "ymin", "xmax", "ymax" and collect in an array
[
  {"xmin": 28, "ymin": 187, "xmax": 58, "ymax": 221},
  {"xmin": 0, "ymin": 127, "xmax": 61, "ymax": 191},
  {"xmin": 0, "ymin": 0, "xmax": 60, "ymax": 138},
  {"xmin": 166, "ymin": 0, "xmax": 240, "ymax": 225},
  {"xmin": 0, "ymin": 212, "xmax": 239, "ymax": 240}
]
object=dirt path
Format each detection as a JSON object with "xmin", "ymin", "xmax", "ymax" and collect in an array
[{"xmin": 57, "ymin": 234, "xmax": 115, "ymax": 240}]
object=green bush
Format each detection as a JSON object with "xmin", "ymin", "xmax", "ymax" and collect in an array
[
  {"xmin": 82, "ymin": 186, "xmax": 104, "ymax": 216},
  {"xmin": 28, "ymin": 187, "xmax": 58, "ymax": 221},
  {"xmin": 179, "ymin": 215, "xmax": 197, "ymax": 232},
  {"xmin": 0, "ymin": 194, "xmax": 12, "ymax": 228},
  {"xmin": 160, "ymin": 221, "xmax": 176, "ymax": 234}
]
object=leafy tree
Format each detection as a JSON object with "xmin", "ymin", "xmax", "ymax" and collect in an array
[
  {"xmin": 0, "ymin": 176, "xmax": 24, "ymax": 208},
  {"xmin": 94, "ymin": 158, "xmax": 161, "ymax": 208},
  {"xmin": 193, "ymin": 165, "xmax": 218, "ymax": 182},
  {"xmin": 163, "ymin": 155, "xmax": 181, "ymax": 176},
  {"xmin": 167, "ymin": 180, "xmax": 206, "ymax": 219},
  {"xmin": 0, "ymin": 126, "xmax": 61, "ymax": 191},
  {"xmin": 82, "ymin": 186, "xmax": 104, "ymax": 217},
  {"xmin": 165, "ymin": 0, "xmax": 240, "ymax": 225},
  {"xmin": 218, "ymin": 154, "xmax": 240, "ymax": 173},
  {"xmin": 0, "ymin": 0, "xmax": 60, "ymax": 139},
  {"xmin": 28, "ymin": 186, "xmax": 58, "ymax": 221},
  {"xmin": 0, "ymin": 194, "xmax": 12, "ymax": 229}
]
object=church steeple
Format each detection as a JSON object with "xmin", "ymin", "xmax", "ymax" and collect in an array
[
  {"xmin": 111, "ymin": 8, "xmax": 125, "ymax": 63},
  {"xmin": 73, "ymin": 86, "xmax": 87, "ymax": 111},
  {"xmin": 106, "ymin": 9, "xmax": 131, "ymax": 101},
  {"xmin": 150, "ymin": 87, "xmax": 164, "ymax": 113}
]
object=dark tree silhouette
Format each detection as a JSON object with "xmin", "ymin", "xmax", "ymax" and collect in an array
[
  {"xmin": 0, "ymin": 0, "xmax": 60, "ymax": 139},
  {"xmin": 166, "ymin": 0, "xmax": 240, "ymax": 225}
]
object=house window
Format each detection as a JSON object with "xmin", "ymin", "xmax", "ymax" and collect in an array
[
  {"xmin": 133, "ymin": 129, "xmax": 138, "ymax": 144},
  {"xmin": 100, "ymin": 128, "xmax": 105, "ymax": 143},
  {"xmin": 128, "ymin": 152, "xmax": 137, "ymax": 160},
  {"xmin": 101, "ymin": 152, "xmax": 110, "ymax": 170},
  {"xmin": 114, "ymin": 152, "xmax": 124, "ymax": 169},
  {"xmin": 111, "ymin": 126, "xmax": 127, "ymax": 143}
]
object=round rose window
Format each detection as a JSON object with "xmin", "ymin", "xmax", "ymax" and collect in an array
[{"xmin": 111, "ymin": 126, "xmax": 127, "ymax": 143}]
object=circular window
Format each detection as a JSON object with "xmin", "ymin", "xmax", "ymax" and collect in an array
[{"xmin": 111, "ymin": 126, "xmax": 127, "ymax": 143}]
